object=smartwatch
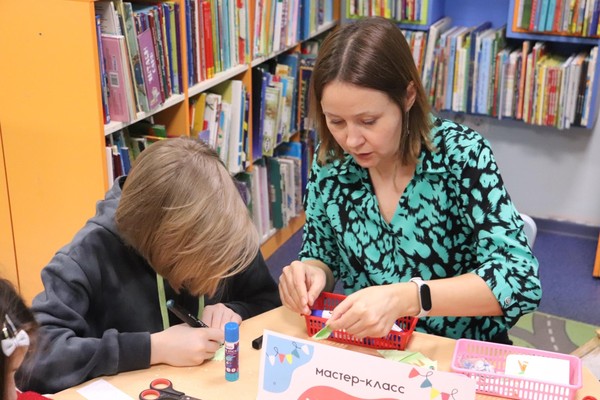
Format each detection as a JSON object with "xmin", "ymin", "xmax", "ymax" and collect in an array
[{"xmin": 410, "ymin": 277, "xmax": 432, "ymax": 318}]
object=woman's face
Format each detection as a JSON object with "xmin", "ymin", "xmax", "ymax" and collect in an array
[
  {"xmin": 321, "ymin": 81, "xmax": 405, "ymax": 169},
  {"xmin": 3, "ymin": 346, "xmax": 27, "ymax": 400}
]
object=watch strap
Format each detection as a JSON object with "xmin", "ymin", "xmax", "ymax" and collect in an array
[{"xmin": 410, "ymin": 277, "xmax": 432, "ymax": 318}]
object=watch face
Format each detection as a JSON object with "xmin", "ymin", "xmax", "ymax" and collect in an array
[{"xmin": 420, "ymin": 284, "xmax": 432, "ymax": 311}]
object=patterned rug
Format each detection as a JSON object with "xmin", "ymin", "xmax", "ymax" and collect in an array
[{"xmin": 509, "ymin": 311, "xmax": 599, "ymax": 354}]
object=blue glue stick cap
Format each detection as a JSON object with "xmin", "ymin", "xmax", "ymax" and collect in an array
[{"xmin": 225, "ymin": 321, "xmax": 239, "ymax": 342}]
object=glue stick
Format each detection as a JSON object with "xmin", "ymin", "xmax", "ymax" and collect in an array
[
  {"xmin": 224, "ymin": 321, "xmax": 239, "ymax": 381},
  {"xmin": 311, "ymin": 310, "xmax": 403, "ymax": 332}
]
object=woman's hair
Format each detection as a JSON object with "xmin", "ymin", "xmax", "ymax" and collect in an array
[
  {"xmin": 115, "ymin": 137, "xmax": 259, "ymax": 297},
  {"xmin": 0, "ymin": 278, "xmax": 37, "ymax": 396},
  {"xmin": 310, "ymin": 16, "xmax": 434, "ymax": 165}
]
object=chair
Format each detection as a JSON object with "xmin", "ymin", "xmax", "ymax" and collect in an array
[{"xmin": 520, "ymin": 213, "xmax": 537, "ymax": 247}]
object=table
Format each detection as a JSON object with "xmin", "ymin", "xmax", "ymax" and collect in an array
[{"xmin": 54, "ymin": 307, "xmax": 600, "ymax": 399}]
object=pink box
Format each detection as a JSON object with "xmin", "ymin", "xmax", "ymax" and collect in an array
[{"xmin": 451, "ymin": 338, "xmax": 583, "ymax": 399}]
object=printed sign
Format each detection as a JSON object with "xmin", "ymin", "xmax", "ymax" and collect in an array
[{"xmin": 257, "ymin": 330, "xmax": 476, "ymax": 400}]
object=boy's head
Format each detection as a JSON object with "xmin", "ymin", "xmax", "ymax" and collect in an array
[{"xmin": 115, "ymin": 137, "xmax": 259, "ymax": 297}]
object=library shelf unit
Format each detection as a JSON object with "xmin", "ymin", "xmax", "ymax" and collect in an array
[
  {"xmin": 0, "ymin": 0, "xmax": 340, "ymax": 303},
  {"xmin": 342, "ymin": 0, "xmax": 445, "ymax": 30},
  {"xmin": 343, "ymin": 0, "xmax": 600, "ymax": 130}
]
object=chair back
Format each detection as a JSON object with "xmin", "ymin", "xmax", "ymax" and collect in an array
[{"xmin": 520, "ymin": 213, "xmax": 537, "ymax": 247}]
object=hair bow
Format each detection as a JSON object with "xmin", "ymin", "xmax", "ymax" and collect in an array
[{"xmin": 2, "ymin": 314, "xmax": 30, "ymax": 357}]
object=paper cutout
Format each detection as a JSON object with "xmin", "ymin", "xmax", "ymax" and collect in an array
[
  {"xmin": 211, "ymin": 345, "xmax": 225, "ymax": 361},
  {"xmin": 505, "ymin": 354, "xmax": 570, "ymax": 384},
  {"xmin": 378, "ymin": 350, "xmax": 437, "ymax": 370},
  {"xmin": 312, "ymin": 325, "xmax": 332, "ymax": 340},
  {"xmin": 76, "ymin": 379, "xmax": 133, "ymax": 400}
]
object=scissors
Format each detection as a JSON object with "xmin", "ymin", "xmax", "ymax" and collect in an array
[{"xmin": 139, "ymin": 378, "xmax": 201, "ymax": 400}]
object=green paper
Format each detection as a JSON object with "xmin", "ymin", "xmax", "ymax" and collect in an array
[
  {"xmin": 312, "ymin": 325, "xmax": 333, "ymax": 340},
  {"xmin": 211, "ymin": 345, "xmax": 225, "ymax": 361},
  {"xmin": 378, "ymin": 350, "xmax": 438, "ymax": 370}
]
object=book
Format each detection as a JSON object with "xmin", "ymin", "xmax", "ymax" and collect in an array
[
  {"xmin": 192, "ymin": 92, "xmax": 208, "ymax": 139},
  {"xmin": 215, "ymin": 101, "xmax": 231, "ymax": 164},
  {"xmin": 516, "ymin": 40, "xmax": 531, "ymax": 120},
  {"xmin": 249, "ymin": 168, "xmax": 263, "ymax": 237},
  {"xmin": 266, "ymin": 157, "xmax": 284, "ymax": 229},
  {"xmin": 422, "ymin": 16, "xmax": 452, "ymax": 92},
  {"xmin": 101, "ymin": 33, "xmax": 135, "ymax": 122},
  {"xmin": 95, "ymin": 1, "xmax": 122, "ymax": 35},
  {"xmin": 121, "ymin": 1, "xmax": 150, "ymax": 113},
  {"xmin": 466, "ymin": 21, "xmax": 492, "ymax": 114},
  {"xmin": 212, "ymin": 79, "xmax": 245, "ymax": 172},
  {"xmin": 581, "ymin": 46, "xmax": 598, "ymax": 126},
  {"xmin": 203, "ymin": 92, "xmax": 223, "ymax": 149},
  {"xmin": 95, "ymin": 14, "xmax": 111, "ymax": 124},
  {"xmin": 262, "ymin": 84, "xmax": 282, "ymax": 157},
  {"xmin": 164, "ymin": 2, "xmax": 181, "ymax": 94},
  {"xmin": 252, "ymin": 66, "xmax": 270, "ymax": 161},
  {"xmin": 201, "ymin": 0, "xmax": 215, "ymax": 78},
  {"xmin": 276, "ymin": 51, "xmax": 301, "ymax": 133},
  {"xmin": 137, "ymin": 27, "xmax": 162, "ymax": 110}
]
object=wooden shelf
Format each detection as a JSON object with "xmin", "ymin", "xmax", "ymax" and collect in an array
[{"xmin": 260, "ymin": 212, "xmax": 305, "ymax": 260}]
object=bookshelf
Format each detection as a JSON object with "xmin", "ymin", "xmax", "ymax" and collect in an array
[
  {"xmin": 342, "ymin": 0, "xmax": 600, "ymax": 130},
  {"xmin": 0, "ymin": 0, "xmax": 340, "ymax": 303},
  {"xmin": 342, "ymin": 0, "xmax": 445, "ymax": 30}
]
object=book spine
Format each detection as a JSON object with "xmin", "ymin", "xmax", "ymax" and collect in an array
[
  {"xmin": 96, "ymin": 14, "xmax": 111, "ymax": 124},
  {"xmin": 137, "ymin": 28, "xmax": 162, "ymax": 110}
]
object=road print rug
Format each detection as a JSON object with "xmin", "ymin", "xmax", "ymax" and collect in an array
[{"xmin": 509, "ymin": 311, "xmax": 598, "ymax": 354}]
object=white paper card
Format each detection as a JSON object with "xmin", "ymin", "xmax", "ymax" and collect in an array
[
  {"xmin": 76, "ymin": 379, "xmax": 134, "ymax": 400},
  {"xmin": 505, "ymin": 354, "xmax": 571, "ymax": 385},
  {"xmin": 257, "ymin": 329, "xmax": 476, "ymax": 400}
]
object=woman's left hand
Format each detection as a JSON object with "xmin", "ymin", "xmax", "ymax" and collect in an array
[
  {"xmin": 202, "ymin": 303, "xmax": 242, "ymax": 330},
  {"xmin": 326, "ymin": 284, "xmax": 410, "ymax": 339}
]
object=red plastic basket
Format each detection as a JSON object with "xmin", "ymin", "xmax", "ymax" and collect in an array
[
  {"xmin": 451, "ymin": 338, "xmax": 582, "ymax": 400},
  {"xmin": 304, "ymin": 292, "xmax": 417, "ymax": 350}
]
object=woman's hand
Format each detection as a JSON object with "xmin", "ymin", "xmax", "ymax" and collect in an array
[
  {"xmin": 279, "ymin": 260, "xmax": 328, "ymax": 315},
  {"xmin": 202, "ymin": 303, "xmax": 242, "ymax": 330},
  {"xmin": 150, "ymin": 324, "xmax": 223, "ymax": 366},
  {"xmin": 326, "ymin": 283, "xmax": 413, "ymax": 339}
]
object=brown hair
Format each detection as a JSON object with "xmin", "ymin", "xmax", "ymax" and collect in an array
[
  {"xmin": 1, "ymin": 278, "xmax": 37, "ymax": 396},
  {"xmin": 115, "ymin": 137, "xmax": 259, "ymax": 297},
  {"xmin": 310, "ymin": 16, "xmax": 434, "ymax": 165}
]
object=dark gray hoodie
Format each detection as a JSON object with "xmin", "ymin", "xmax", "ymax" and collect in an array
[{"xmin": 18, "ymin": 177, "xmax": 281, "ymax": 394}]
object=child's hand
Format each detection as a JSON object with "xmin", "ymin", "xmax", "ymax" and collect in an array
[
  {"xmin": 202, "ymin": 303, "xmax": 242, "ymax": 330},
  {"xmin": 150, "ymin": 324, "xmax": 223, "ymax": 366}
]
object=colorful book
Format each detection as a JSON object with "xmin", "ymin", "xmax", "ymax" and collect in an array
[
  {"xmin": 122, "ymin": 1, "xmax": 150, "ymax": 113},
  {"xmin": 95, "ymin": 14, "xmax": 111, "ymax": 124},
  {"xmin": 137, "ymin": 27, "xmax": 162, "ymax": 110},
  {"xmin": 100, "ymin": 33, "xmax": 134, "ymax": 122}
]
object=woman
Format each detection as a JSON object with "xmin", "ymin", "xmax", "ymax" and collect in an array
[{"xmin": 279, "ymin": 17, "xmax": 541, "ymax": 344}]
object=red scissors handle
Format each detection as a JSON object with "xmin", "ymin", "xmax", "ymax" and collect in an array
[
  {"xmin": 150, "ymin": 378, "xmax": 175, "ymax": 390},
  {"xmin": 139, "ymin": 389, "xmax": 162, "ymax": 400}
]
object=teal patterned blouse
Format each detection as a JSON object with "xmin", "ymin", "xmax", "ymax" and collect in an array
[{"xmin": 299, "ymin": 117, "xmax": 541, "ymax": 341}]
